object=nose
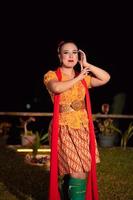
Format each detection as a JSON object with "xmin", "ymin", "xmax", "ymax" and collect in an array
[{"xmin": 68, "ymin": 52, "xmax": 73, "ymax": 58}]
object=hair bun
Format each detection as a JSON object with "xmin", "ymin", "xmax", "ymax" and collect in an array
[
  {"xmin": 58, "ymin": 40, "xmax": 65, "ymax": 47},
  {"xmin": 57, "ymin": 41, "xmax": 65, "ymax": 53}
]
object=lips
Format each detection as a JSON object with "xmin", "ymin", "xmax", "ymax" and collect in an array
[{"xmin": 68, "ymin": 60, "xmax": 74, "ymax": 62}]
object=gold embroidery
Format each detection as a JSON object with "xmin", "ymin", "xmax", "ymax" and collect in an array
[
  {"xmin": 43, "ymin": 70, "xmax": 91, "ymax": 128},
  {"xmin": 71, "ymin": 100, "xmax": 85, "ymax": 111},
  {"xmin": 59, "ymin": 100, "xmax": 85, "ymax": 112}
]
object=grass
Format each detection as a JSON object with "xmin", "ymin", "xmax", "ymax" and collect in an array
[
  {"xmin": 97, "ymin": 147, "xmax": 133, "ymax": 200},
  {"xmin": 0, "ymin": 146, "xmax": 133, "ymax": 200}
]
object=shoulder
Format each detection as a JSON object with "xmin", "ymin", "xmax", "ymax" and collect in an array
[
  {"xmin": 44, "ymin": 70, "xmax": 57, "ymax": 78},
  {"xmin": 43, "ymin": 70, "xmax": 57, "ymax": 86}
]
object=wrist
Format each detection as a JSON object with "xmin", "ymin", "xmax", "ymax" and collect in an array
[{"xmin": 83, "ymin": 63, "xmax": 92, "ymax": 68}]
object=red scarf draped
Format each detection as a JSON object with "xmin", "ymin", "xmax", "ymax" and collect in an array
[{"xmin": 49, "ymin": 68, "xmax": 99, "ymax": 200}]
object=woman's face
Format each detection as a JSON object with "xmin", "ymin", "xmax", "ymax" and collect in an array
[{"xmin": 59, "ymin": 43, "xmax": 78, "ymax": 68}]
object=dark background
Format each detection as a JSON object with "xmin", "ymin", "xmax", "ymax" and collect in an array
[{"xmin": 0, "ymin": 2, "xmax": 132, "ymax": 114}]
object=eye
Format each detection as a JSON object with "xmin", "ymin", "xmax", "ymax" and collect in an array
[
  {"xmin": 63, "ymin": 51, "xmax": 69, "ymax": 55},
  {"xmin": 73, "ymin": 51, "xmax": 78, "ymax": 55},
  {"xmin": 64, "ymin": 52, "xmax": 68, "ymax": 54}
]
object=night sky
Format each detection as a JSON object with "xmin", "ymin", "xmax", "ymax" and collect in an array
[{"xmin": 0, "ymin": 2, "xmax": 132, "ymax": 114}]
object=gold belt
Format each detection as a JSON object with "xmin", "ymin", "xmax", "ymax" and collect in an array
[{"xmin": 59, "ymin": 100, "xmax": 85, "ymax": 113}]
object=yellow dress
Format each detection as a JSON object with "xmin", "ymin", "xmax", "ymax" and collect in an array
[{"xmin": 44, "ymin": 70, "xmax": 100, "ymax": 176}]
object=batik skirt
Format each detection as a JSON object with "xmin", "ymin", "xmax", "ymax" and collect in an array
[{"xmin": 48, "ymin": 122, "xmax": 100, "ymax": 176}]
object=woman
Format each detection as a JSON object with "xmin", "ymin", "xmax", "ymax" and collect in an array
[{"xmin": 44, "ymin": 40, "xmax": 110, "ymax": 200}]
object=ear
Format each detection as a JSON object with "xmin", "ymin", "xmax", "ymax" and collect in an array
[{"xmin": 58, "ymin": 54, "xmax": 61, "ymax": 60}]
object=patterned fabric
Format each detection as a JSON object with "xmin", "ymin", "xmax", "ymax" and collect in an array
[
  {"xmin": 44, "ymin": 68, "xmax": 100, "ymax": 177},
  {"xmin": 48, "ymin": 122, "xmax": 100, "ymax": 176},
  {"xmin": 47, "ymin": 68, "xmax": 99, "ymax": 200},
  {"xmin": 43, "ymin": 70, "xmax": 91, "ymax": 129}
]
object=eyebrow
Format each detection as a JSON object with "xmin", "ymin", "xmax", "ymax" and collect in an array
[{"xmin": 63, "ymin": 49, "xmax": 78, "ymax": 52}]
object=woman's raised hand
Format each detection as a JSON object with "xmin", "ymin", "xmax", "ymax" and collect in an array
[
  {"xmin": 77, "ymin": 66, "xmax": 91, "ymax": 81},
  {"xmin": 78, "ymin": 49, "xmax": 88, "ymax": 70}
]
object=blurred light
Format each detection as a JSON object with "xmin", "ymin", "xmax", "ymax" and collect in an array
[
  {"xmin": 26, "ymin": 103, "xmax": 31, "ymax": 109},
  {"xmin": 17, "ymin": 148, "xmax": 51, "ymax": 153}
]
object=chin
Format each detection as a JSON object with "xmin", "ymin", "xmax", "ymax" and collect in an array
[
  {"xmin": 64, "ymin": 64, "xmax": 75, "ymax": 68},
  {"xmin": 68, "ymin": 63, "xmax": 76, "ymax": 67}
]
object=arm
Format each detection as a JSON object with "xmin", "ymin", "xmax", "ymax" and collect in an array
[
  {"xmin": 45, "ymin": 68, "xmax": 91, "ymax": 94},
  {"xmin": 84, "ymin": 63, "xmax": 111, "ymax": 87},
  {"xmin": 79, "ymin": 50, "xmax": 111, "ymax": 87}
]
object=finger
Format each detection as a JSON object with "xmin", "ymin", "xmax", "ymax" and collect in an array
[
  {"xmin": 80, "ymin": 64, "xmax": 83, "ymax": 71},
  {"xmin": 79, "ymin": 49, "xmax": 85, "ymax": 54}
]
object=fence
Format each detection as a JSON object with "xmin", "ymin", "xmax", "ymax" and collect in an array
[
  {"xmin": 0, "ymin": 112, "xmax": 133, "ymax": 147},
  {"xmin": 0, "ymin": 112, "xmax": 133, "ymax": 118}
]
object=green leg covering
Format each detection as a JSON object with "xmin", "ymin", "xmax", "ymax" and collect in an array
[{"xmin": 68, "ymin": 177, "xmax": 87, "ymax": 200}]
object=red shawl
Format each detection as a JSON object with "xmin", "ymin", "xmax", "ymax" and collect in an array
[{"xmin": 49, "ymin": 68, "xmax": 99, "ymax": 200}]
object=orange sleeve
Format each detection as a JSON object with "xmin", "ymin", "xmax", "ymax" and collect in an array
[{"xmin": 43, "ymin": 70, "xmax": 57, "ymax": 87}]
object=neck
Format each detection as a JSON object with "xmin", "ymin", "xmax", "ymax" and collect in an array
[{"xmin": 60, "ymin": 66, "xmax": 75, "ymax": 77}]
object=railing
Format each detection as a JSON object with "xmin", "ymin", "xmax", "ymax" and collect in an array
[
  {"xmin": 0, "ymin": 112, "xmax": 133, "ymax": 119},
  {"xmin": 0, "ymin": 112, "xmax": 133, "ymax": 149}
]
